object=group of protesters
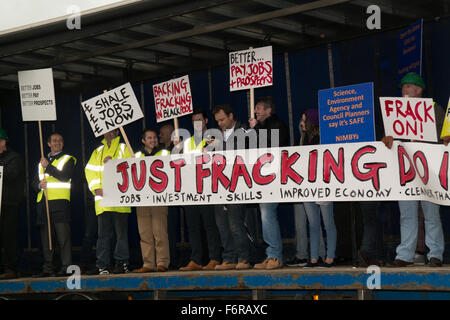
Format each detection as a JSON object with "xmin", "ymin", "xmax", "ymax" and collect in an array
[{"xmin": 0, "ymin": 72, "xmax": 448, "ymax": 279}]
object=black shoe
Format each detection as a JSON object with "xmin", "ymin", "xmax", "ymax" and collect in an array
[
  {"xmin": 322, "ymin": 260, "xmax": 336, "ymax": 268},
  {"xmin": 429, "ymin": 257, "xmax": 443, "ymax": 267},
  {"xmin": 286, "ymin": 257, "xmax": 308, "ymax": 267},
  {"xmin": 0, "ymin": 269, "xmax": 17, "ymax": 280},
  {"xmin": 33, "ymin": 272, "xmax": 55, "ymax": 278},
  {"xmin": 303, "ymin": 261, "xmax": 320, "ymax": 268},
  {"xmin": 85, "ymin": 267, "xmax": 110, "ymax": 276},
  {"xmin": 55, "ymin": 269, "xmax": 69, "ymax": 277},
  {"xmin": 387, "ymin": 259, "xmax": 414, "ymax": 267},
  {"xmin": 112, "ymin": 262, "xmax": 130, "ymax": 274}
]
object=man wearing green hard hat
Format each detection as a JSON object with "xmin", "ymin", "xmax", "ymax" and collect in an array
[
  {"xmin": 0, "ymin": 128, "xmax": 24, "ymax": 280},
  {"xmin": 381, "ymin": 72, "xmax": 446, "ymax": 268}
]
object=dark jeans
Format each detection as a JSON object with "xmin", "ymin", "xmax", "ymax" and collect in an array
[
  {"xmin": 184, "ymin": 205, "xmax": 221, "ymax": 265},
  {"xmin": 96, "ymin": 211, "xmax": 129, "ymax": 269},
  {"xmin": 167, "ymin": 206, "xmax": 179, "ymax": 267},
  {"xmin": 215, "ymin": 204, "xmax": 250, "ymax": 263},
  {"xmin": 359, "ymin": 201, "xmax": 384, "ymax": 260},
  {"xmin": 80, "ymin": 206, "xmax": 98, "ymax": 266},
  {"xmin": 39, "ymin": 222, "xmax": 72, "ymax": 273},
  {"xmin": 0, "ymin": 204, "xmax": 19, "ymax": 271}
]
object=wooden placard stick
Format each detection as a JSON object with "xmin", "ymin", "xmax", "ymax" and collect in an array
[
  {"xmin": 38, "ymin": 120, "xmax": 53, "ymax": 251},
  {"xmin": 249, "ymin": 47, "xmax": 255, "ymax": 119}
]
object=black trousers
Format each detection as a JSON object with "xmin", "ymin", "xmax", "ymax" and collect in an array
[
  {"xmin": 184, "ymin": 205, "xmax": 221, "ymax": 265},
  {"xmin": 39, "ymin": 221, "xmax": 72, "ymax": 273},
  {"xmin": 0, "ymin": 204, "xmax": 19, "ymax": 272}
]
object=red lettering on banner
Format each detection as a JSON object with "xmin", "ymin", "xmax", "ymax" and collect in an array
[
  {"xmin": 440, "ymin": 152, "xmax": 449, "ymax": 191},
  {"xmin": 196, "ymin": 155, "xmax": 211, "ymax": 194},
  {"xmin": 281, "ymin": 151, "xmax": 303, "ymax": 184},
  {"xmin": 323, "ymin": 148, "xmax": 345, "ymax": 183},
  {"xmin": 149, "ymin": 160, "xmax": 168, "ymax": 193},
  {"xmin": 413, "ymin": 151, "xmax": 429, "ymax": 185},
  {"xmin": 170, "ymin": 159, "xmax": 186, "ymax": 192},
  {"xmin": 398, "ymin": 146, "xmax": 416, "ymax": 186},
  {"xmin": 116, "ymin": 162, "xmax": 129, "ymax": 193},
  {"xmin": 252, "ymin": 153, "xmax": 275, "ymax": 185},
  {"xmin": 351, "ymin": 146, "xmax": 387, "ymax": 191},
  {"xmin": 131, "ymin": 160, "xmax": 146, "ymax": 191},
  {"xmin": 308, "ymin": 150, "xmax": 318, "ymax": 182},
  {"xmin": 229, "ymin": 156, "xmax": 253, "ymax": 192},
  {"xmin": 212, "ymin": 154, "xmax": 230, "ymax": 193}
]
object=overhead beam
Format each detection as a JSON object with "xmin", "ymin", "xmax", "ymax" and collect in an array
[
  {"xmin": 0, "ymin": 0, "xmax": 351, "ymax": 76},
  {"xmin": 0, "ymin": 0, "xmax": 235, "ymax": 59}
]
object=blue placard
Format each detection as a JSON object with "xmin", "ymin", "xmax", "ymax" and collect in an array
[
  {"xmin": 398, "ymin": 19, "xmax": 423, "ymax": 81},
  {"xmin": 318, "ymin": 82, "xmax": 375, "ymax": 145}
]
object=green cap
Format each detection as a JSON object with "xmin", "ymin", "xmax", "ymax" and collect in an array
[
  {"xmin": 399, "ymin": 72, "xmax": 426, "ymax": 89},
  {"xmin": 0, "ymin": 128, "xmax": 8, "ymax": 140}
]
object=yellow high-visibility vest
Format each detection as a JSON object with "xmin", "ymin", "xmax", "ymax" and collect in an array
[
  {"xmin": 183, "ymin": 136, "xmax": 206, "ymax": 154},
  {"xmin": 85, "ymin": 136, "xmax": 131, "ymax": 215},
  {"xmin": 135, "ymin": 148, "xmax": 170, "ymax": 158},
  {"xmin": 37, "ymin": 154, "xmax": 76, "ymax": 202}
]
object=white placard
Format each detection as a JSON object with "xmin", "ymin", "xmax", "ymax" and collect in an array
[
  {"xmin": 81, "ymin": 82, "xmax": 144, "ymax": 137},
  {"xmin": 101, "ymin": 141, "xmax": 450, "ymax": 207},
  {"xmin": 18, "ymin": 68, "xmax": 56, "ymax": 121},
  {"xmin": 380, "ymin": 97, "xmax": 437, "ymax": 142},
  {"xmin": 229, "ymin": 46, "xmax": 273, "ymax": 92},
  {"xmin": 153, "ymin": 75, "xmax": 193, "ymax": 123}
]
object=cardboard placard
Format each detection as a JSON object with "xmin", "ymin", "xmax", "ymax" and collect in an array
[
  {"xmin": 153, "ymin": 75, "xmax": 193, "ymax": 123},
  {"xmin": 380, "ymin": 97, "xmax": 437, "ymax": 142},
  {"xmin": 18, "ymin": 68, "xmax": 56, "ymax": 121},
  {"xmin": 81, "ymin": 82, "xmax": 143, "ymax": 137},
  {"xmin": 440, "ymin": 98, "xmax": 450, "ymax": 138},
  {"xmin": 398, "ymin": 19, "xmax": 423, "ymax": 82},
  {"xmin": 229, "ymin": 46, "xmax": 273, "ymax": 91}
]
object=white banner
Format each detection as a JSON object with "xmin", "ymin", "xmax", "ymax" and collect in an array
[
  {"xmin": 153, "ymin": 75, "xmax": 193, "ymax": 123},
  {"xmin": 380, "ymin": 97, "xmax": 437, "ymax": 142},
  {"xmin": 229, "ymin": 46, "xmax": 273, "ymax": 92},
  {"xmin": 101, "ymin": 141, "xmax": 450, "ymax": 207},
  {"xmin": 18, "ymin": 68, "xmax": 56, "ymax": 121},
  {"xmin": 81, "ymin": 82, "xmax": 143, "ymax": 137}
]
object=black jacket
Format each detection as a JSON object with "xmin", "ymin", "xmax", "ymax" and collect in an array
[
  {"xmin": 33, "ymin": 152, "xmax": 75, "ymax": 225},
  {"xmin": 250, "ymin": 113, "xmax": 290, "ymax": 148},
  {"xmin": 0, "ymin": 148, "xmax": 24, "ymax": 206}
]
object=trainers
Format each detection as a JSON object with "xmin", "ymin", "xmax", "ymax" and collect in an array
[
  {"xmin": 429, "ymin": 257, "xmax": 443, "ymax": 267},
  {"xmin": 414, "ymin": 252, "xmax": 426, "ymax": 266},
  {"xmin": 99, "ymin": 268, "xmax": 110, "ymax": 275},
  {"xmin": 202, "ymin": 260, "xmax": 220, "ymax": 270},
  {"xmin": 86, "ymin": 267, "xmax": 109, "ymax": 275},
  {"xmin": 286, "ymin": 257, "xmax": 308, "ymax": 267},
  {"xmin": 215, "ymin": 261, "xmax": 237, "ymax": 270},
  {"xmin": 112, "ymin": 262, "xmax": 130, "ymax": 274},
  {"xmin": 236, "ymin": 260, "xmax": 251, "ymax": 270},
  {"xmin": 303, "ymin": 261, "xmax": 320, "ymax": 268},
  {"xmin": 254, "ymin": 258, "xmax": 282, "ymax": 270}
]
